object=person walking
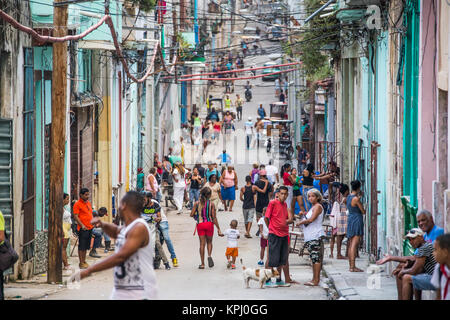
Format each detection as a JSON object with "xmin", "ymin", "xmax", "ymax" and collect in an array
[
  {"xmin": 191, "ymin": 187, "xmax": 224, "ymax": 269},
  {"xmin": 146, "ymin": 167, "xmax": 160, "ymax": 201},
  {"xmin": 136, "ymin": 168, "xmax": 145, "ymax": 192},
  {"xmin": 290, "ymin": 168, "xmax": 305, "ymax": 215},
  {"xmin": 223, "ymin": 111, "xmax": 234, "ymax": 138},
  {"xmin": 265, "ymin": 160, "xmax": 280, "ymax": 185},
  {"xmin": 188, "ymin": 167, "xmax": 203, "ymax": 210},
  {"xmin": 219, "ymin": 165, "xmax": 238, "ymax": 211},
  {"xmin": 253, "ymin": 170, "xmax": 273, "ymax": 236},
  {"xmin": 62, "ymin": 193, "xmax": 72, "ymax": 270},
  {"xmin": 264, "ymin": 186, "xmax": 294, "ymax": 287},
  {"xmin": 224, "ymin": 95, "xmax": 232, "ymax": 111},
  {"xmin": 250, "ymin": 163, "xmax": 259, "ymax": 184},
  {"xmin": 73, "ymin": 188, "xmax": 94, "ymax": 269},
  {"xmin": 204, "ymin": 174, "xmax": 222, "ymax": 212},
  {"xmin": 235, "ymin": 94, "xmax": 244, "ymax": 121},
  {"xmin": 217, "ymin": 149, "xmax": 232, "ymax": 166},
  {"xmin": 257, "ymin": 104, "xmax": 266, "ymax": 120},
  {"xmin": 224, "ymin": 219, "xmax": 240, "ymax": 269},
  {"xmin": 244, "ymin": 117, "xmax": 254, "ymax": 150},
  {"xmin": 279, "ymin": 90, "xmax": 286, "ymax": 103},
  {"xmin": 71, "ymin": 191, "xmax": 158, "ymax": 300},
  {"xmin": 281, "ymin": 163, "xmax": 294, "ymax": 212},
  {"xmin": 296, "ymin": 188, "xmax": 325, "ymax": 286},
  {"xmin": 296, "ymin": 145, "xmax": 307, "ymax": 173},
  {"xmin": 141, "ymin": 193, "xmax": 171, "ymax": 270},
  {"xmin": 240, "ymin": 176, "xmax": 256, "ymax": 239},
  {"xmin": 275, "ymin": 78, "xmax": 281, "ymax": 97},
  {"xmin": 193, "ymin": 112, "xmax": 202, "ymax": 138},
  {"xmin": 346, "ymin": 180, "xmax": 366, "ymax": 272},
  {"xmin": 172, "ymin": 162, "xmax": 186, "ymax": 214},
  {"xmin": 301, "ymin": 163, "xmax": 315, "ymax": 212},
  {"xmin": 329, "ymin": 183, "xmax": 349, "ymax": 259}
]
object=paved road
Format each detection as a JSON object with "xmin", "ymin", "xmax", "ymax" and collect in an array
[{"xmin": 42, "ymin": 32, "xmax": 328, "ymax": 301}]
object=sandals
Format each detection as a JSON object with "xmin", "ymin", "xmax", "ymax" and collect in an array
[
  {"xmin": 208, "ymin": 256, "xmax": 214, "ymax": 268},
  {"xmin": 244, "ymin": 234, "xmax": 252, "ymax": 239},
  {"xmin": 304, "ymin": 281, "xmax": 319, "ymax": 287},
  {"xmin": 198, "ymin": 265, "xmax": 205, "ymax": 269},
  {"xmin": 350, "ymin": 267, "xmax": 364, "ymax": 272}
]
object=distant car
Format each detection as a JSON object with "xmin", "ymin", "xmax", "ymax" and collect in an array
[{"xmin": 262, "ymin": 61, "xmax": 281, "ymax": 81}]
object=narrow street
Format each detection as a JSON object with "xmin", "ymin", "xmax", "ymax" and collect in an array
[
  {"xmin": 2, "ymin": 0, "xmax": 449, "ymax": 304},
  {"xmin": 42, "ymin": 38, "xmax": 329, "ymax": 300}
]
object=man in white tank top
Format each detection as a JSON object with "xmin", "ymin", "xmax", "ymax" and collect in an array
[{"xmin": 68, "ymin": 191, "xmax": 158, "ymax": 300}]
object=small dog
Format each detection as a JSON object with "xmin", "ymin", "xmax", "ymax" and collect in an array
[{"xmin": 241, "ymin": 259, "xmax": 279, "ymax": 289}]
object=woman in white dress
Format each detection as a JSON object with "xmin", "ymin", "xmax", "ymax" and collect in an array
[{"xmin": 172, "ymin": 162, "xmax": 186, "ymax": 214}]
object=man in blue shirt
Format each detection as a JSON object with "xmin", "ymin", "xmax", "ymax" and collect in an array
[
  {"xmin": 417, "ymin": 210, "xmax": 444, "ymax": 244},
  {"xmin": 217, "ymin": 150, "xmax": 232, "ymax": 165},
  {"xmin": 205, "ymin": 161, "xmax": 221, "ymax": 181}
]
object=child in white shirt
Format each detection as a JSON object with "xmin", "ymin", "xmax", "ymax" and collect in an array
[
  {"xmin": 257, "ymin": 207, "xmax": 269, "ymax": 266},
  {"xmin": 224, "ymin": 219, "xmax": 240, "ymax": 269}
]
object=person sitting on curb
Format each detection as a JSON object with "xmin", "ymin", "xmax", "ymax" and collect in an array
[
  {"xmin": 385, "ymin": 209, "xmax": 444, "ymax": 297},
  {"xmin": 377, "ymin": 228, "xmax": 437, "ymax": 300},
  {"xmin": 431, "ymin": 233, "xmax": 450, "ymax": 300}
]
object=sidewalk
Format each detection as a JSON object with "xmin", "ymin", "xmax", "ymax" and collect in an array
[
  {"xmin": 322, "ymin": 253, "xmax": 398, "ymax": 300},
  {"xmin": 4, "ymin": 246, "xmax": 113, "ymax": 300}
]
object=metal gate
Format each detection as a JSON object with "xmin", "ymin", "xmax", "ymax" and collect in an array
[
  {"xmin": 0, "ymin": 118, "xmax": 13, "ymax": 244},
  {"xmin": 23, "ymin": 48, "xmax": 35, "ymax": 262}
]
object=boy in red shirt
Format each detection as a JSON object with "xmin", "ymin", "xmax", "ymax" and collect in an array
[{"xmin": 264, "ymin": 186, "xmax": 294, "ymax": 287}]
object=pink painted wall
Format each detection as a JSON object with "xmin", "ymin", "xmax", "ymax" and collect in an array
[{"xmin": 418, "ymin": 0, "xmax": 438, "ymax": 211}]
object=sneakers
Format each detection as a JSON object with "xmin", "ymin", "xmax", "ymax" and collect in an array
[
  {"xmin": 164, "ymin": 262, "xmax": 171, "ymax": 270},
  {"xmin": 257, "ymin": 260, "xmax": 264, "ymax": 266},
  {"xmin": 264, "ymin": 280, "xmax": 278, "ymax": 288},
  {"xmin": 231, "ymin": 264, "xmax": 236, "ymax": 269},
  {"xmin": 79, "ymin": 262, "xmax": 89, "ymax": 269},
  {"xmin": 89, "ymin": 250, "xmax": 101, "ymax": 258},
  {"xmin": 172, "ymin": 258, "xmax": 179, "ymax": 267},
  {"xmin": 275, "ymin": 280, "xmax": 291, "ymax": 287}
]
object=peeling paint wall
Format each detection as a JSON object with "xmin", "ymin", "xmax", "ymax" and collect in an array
[{"xmin": 0, "ymin": 0, "xmax": 32, "ymax": 279}]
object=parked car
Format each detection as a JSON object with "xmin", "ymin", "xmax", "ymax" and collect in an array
[{"xmin": 262, "ymin": 61, "xmax": 281, "ymax": 81}]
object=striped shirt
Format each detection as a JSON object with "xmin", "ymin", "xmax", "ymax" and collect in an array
[
  {"xmin": 415, "ymin": 242, "xmax": 437, "ymax": 275},
  {"xmin": 196, "ymin": 200, "xmax": 213, "ymax": 224}
]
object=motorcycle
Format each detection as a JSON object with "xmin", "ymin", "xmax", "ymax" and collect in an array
[{"xmin": 245, "ymin": 88, "xmax": 252, "ymax": 102}]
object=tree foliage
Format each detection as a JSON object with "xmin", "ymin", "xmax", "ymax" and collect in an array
[
  {"xmin": 299, "ymin": 0, "xmax": 339, "ymax": 83},
  {"xmin": 129, "ymin": 0, "xmax": 157, "ymax": 12}
]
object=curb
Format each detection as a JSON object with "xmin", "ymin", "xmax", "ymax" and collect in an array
[{"xmin": 322, "ymin": 265, "xmax": 362, "ymax": 300}]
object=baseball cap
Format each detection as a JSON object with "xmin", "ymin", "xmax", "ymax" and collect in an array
[
  {"xmin": 248, "ymin": 116, "xmax": 252, "ymax": 121},
  {"xmin": 259, "ymin": 169, "xmax": 267, "ymax": 176},
  {"xmin": 405, "ymin": 228, "xmax": 424, "ymax": 239}
]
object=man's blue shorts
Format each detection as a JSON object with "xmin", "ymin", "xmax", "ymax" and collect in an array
[{"xmin": 411, "ymin": 273, "xmax": 436, "ymax": 290}]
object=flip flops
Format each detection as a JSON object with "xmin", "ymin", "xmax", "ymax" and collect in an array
[
  {"xmin": 198, "ymin": 265, "xmax": 205, "ymax": 269},
  {"xmin": 208, "ymin": 256, "xmax": 214, "ymax": 268}
]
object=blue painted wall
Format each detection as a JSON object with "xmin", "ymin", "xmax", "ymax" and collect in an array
[
  {"xmin": 33, "ymin": 46, "xmax": 52, "ymax": 231},
  {"xmin": 375, "ymin": 32, "xmax": 389, "ymax": 253}
]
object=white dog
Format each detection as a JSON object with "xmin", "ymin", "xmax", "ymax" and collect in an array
[{"xmin": 241, "ymin": 259, "xmax": 280, "ymax": 289}]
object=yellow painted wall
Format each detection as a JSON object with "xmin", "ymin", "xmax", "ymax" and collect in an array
[{"xmin": 98, "ymin": 95, "xmax": 112, "ymax": 223}]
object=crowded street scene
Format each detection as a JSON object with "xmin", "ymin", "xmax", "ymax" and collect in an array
[{"xmin": 0, "ymin": 0, "xmax": 450, "ymax": 308}]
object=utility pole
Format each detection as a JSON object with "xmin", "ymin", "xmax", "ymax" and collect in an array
[{"xmin": 48, "ymin": 0, "xmax": 68, "ymax": 283}]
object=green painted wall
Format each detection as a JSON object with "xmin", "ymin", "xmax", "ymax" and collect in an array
[
  {"xmin": 33, "ymin": 46, "xmax": 52, "ymax": 231},
  {"xmin": 402, "ymin": 0, "xmax": 420, "ymax": 255}
]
